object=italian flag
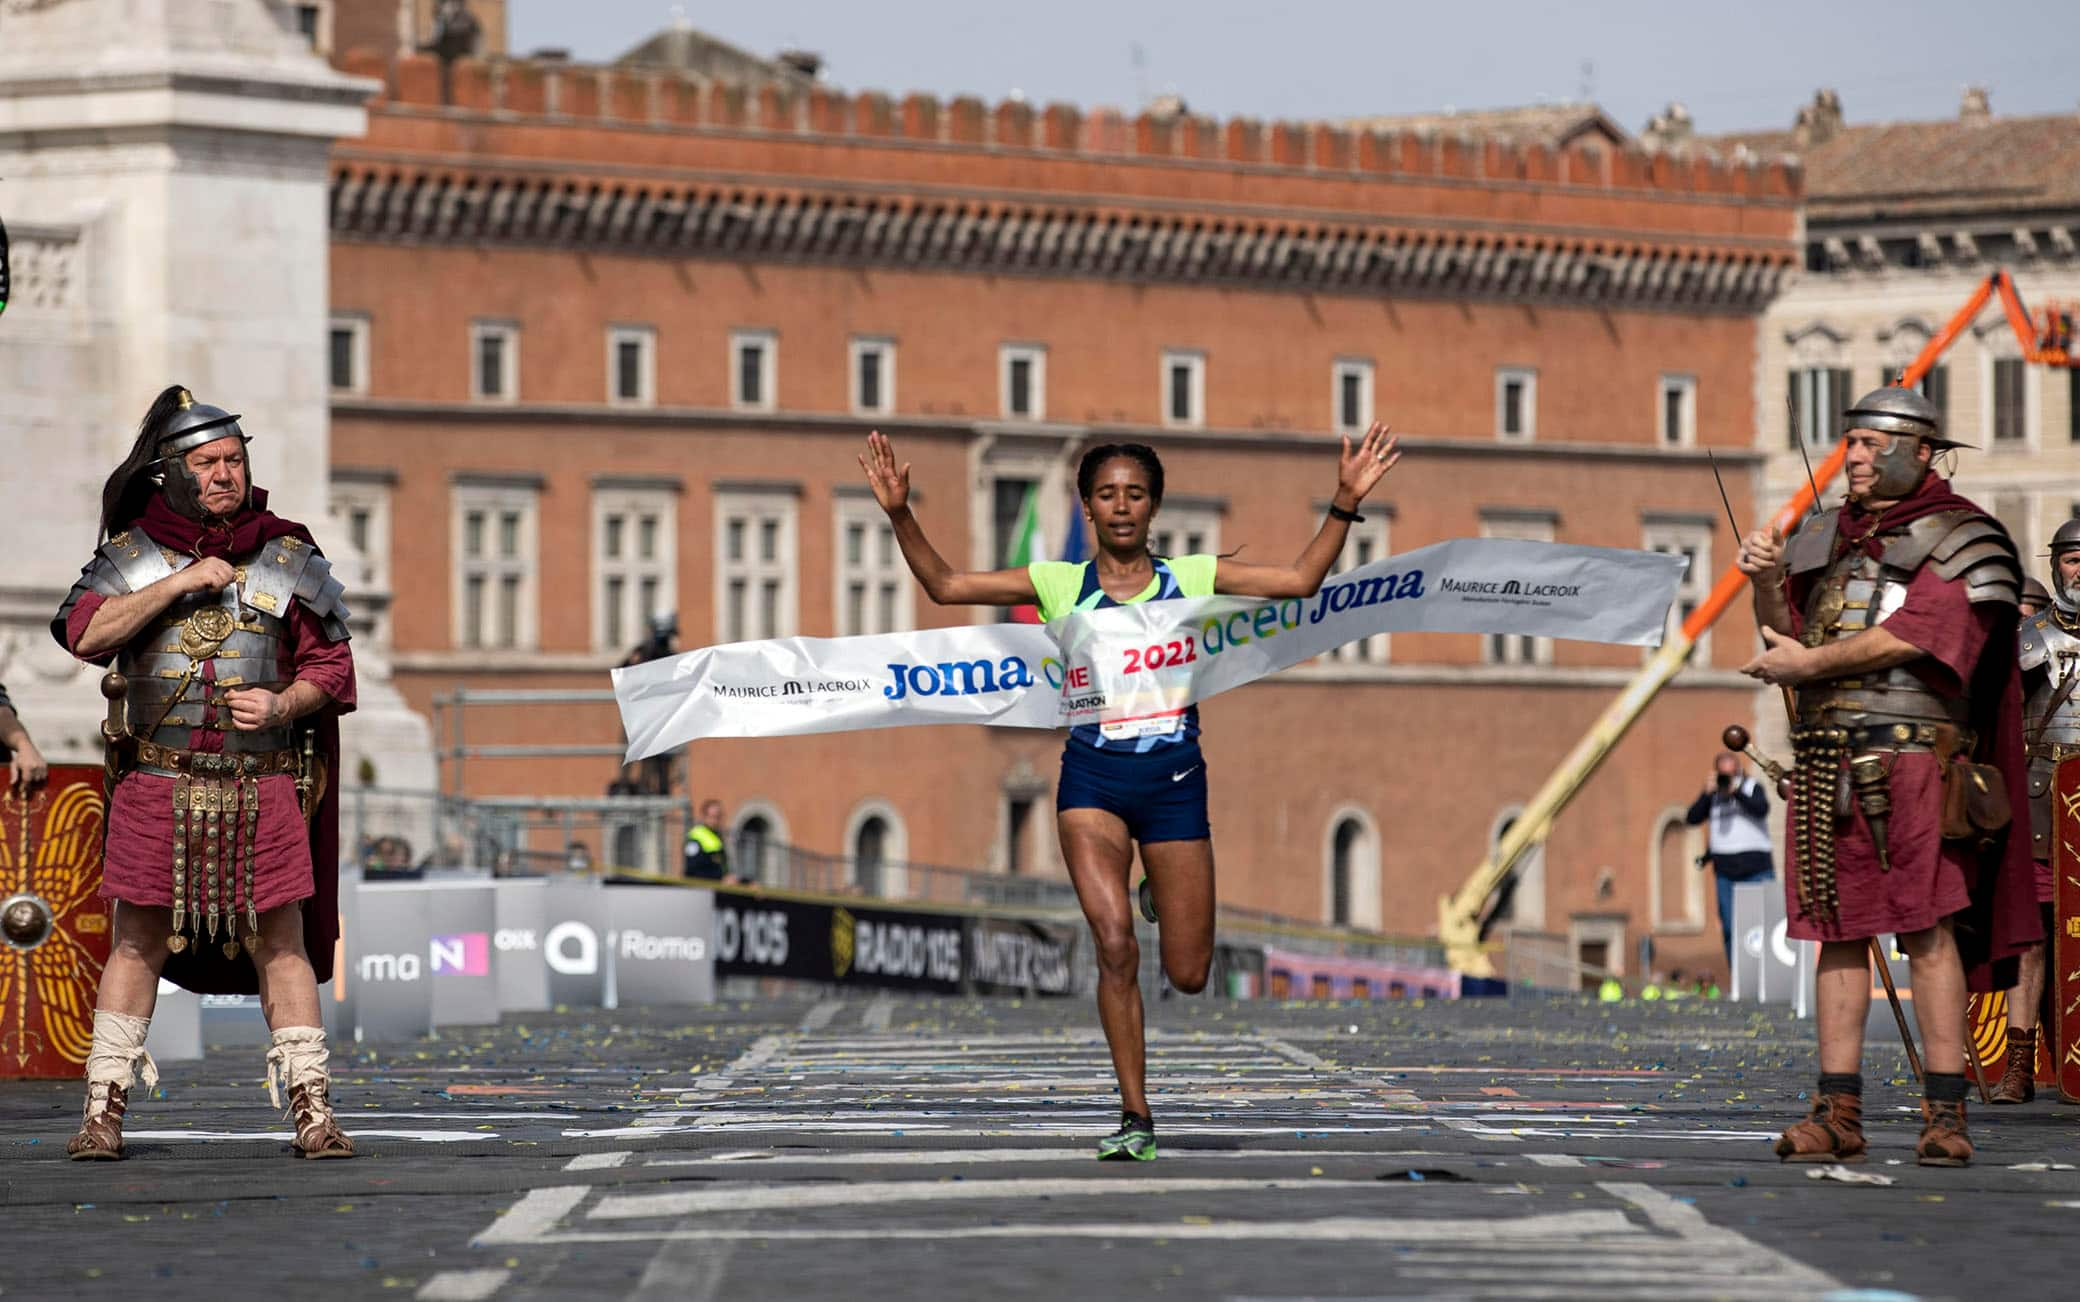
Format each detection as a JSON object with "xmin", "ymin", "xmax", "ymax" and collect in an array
[{"xmin": 1007, "ymin": 484, "xmax": 1047, "ymax": 624}]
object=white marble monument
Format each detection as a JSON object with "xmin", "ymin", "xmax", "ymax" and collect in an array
[{"xmin": 0, "ymin": 0, "xmax": 435, "ymax": 833}]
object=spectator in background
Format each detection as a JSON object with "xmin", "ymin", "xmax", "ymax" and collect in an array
[
  {"xmin": 683, "ymin": 799, "xmax": 730, "ymax": 882},
  {"xmin": 0, "ymin": 681, "xmax": 50, "ymax": 796},
  {"xmin": 1685, "ymin": 751, "xmax": 1775, "ymax": 966},
  {"xmin": 611, "ymin": 613, "xmax": 680, "ymax": 798},
  {"xmin": 2020, "ymin": 577, "xmax": 2050, "ymax": 618},
  {"xmin": 564, "ymin": 840, "xmax": 593, "ymax": 873}
]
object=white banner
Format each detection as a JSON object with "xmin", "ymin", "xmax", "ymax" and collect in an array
[{"xmin": 615, "ymin": 538, "xmax": 1684, "ymax": 758}]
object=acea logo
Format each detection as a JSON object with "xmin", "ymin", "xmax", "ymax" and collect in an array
[
  {"xmin": 430, "ymin": 932, "xmax": 490, "ymax": 977},
  {"xmin": 881, "ymin": 655, "xmax": 1034, "ymax": 700}
]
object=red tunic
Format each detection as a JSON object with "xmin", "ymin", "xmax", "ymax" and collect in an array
[
  {"xmin": 65, "ymin": 592, "xmax": 356, "ymax": 913},
  {"xmin": 1782, "ymin": 563, "xmax": 1992, "ymax": 941}
]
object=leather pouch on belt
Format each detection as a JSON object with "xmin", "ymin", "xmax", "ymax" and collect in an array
[{"xmin": 1936, "ymin": 726, "xmax": 2011, "ymax": 838}]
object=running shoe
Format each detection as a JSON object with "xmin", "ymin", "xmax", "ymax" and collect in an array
[
  {"xmin": 1097, "ymin": 1112, "xmax": 1157, "ymax": 1161},
  {"xmin": 1137, "ymin": 876, "xmax": 1158, "ymax": 925}
]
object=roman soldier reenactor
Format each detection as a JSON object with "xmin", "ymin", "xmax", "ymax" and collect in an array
[
  {"xmin": 1738, "ymin": 386, "xmax": 2040, "ymax": 1167},
  {"xmin": 1994, "ymin": 518, "xmax": 2080, "ymax": 1101},
  {"xmin": 53, "ymin": 386, "xmax": 355, "ymax": 1160}
]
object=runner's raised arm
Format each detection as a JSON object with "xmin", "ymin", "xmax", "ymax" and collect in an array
[
  {"xmin": 1213, "ymin": 422, "xmax": 1400, "ymax": 599},
  {"xmin": 861, "ymin": 430, "xmax": 1039, "ymax": 607}
]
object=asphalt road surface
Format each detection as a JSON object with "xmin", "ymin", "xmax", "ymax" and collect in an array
[{"xmin": 2, "ymin": 993, "xmax": 2075, "ymax": 1300}]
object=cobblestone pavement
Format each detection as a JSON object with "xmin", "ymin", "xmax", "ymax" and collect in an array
[{"xmin": 2, "ymin": 993, "xmax": 2076, "ymax": 1300}]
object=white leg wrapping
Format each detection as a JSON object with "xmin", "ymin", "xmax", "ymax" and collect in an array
[
  {"xmin": 83, "ymin": 1011, "xmax": 158, "ymax": 1095},
  {"xmin": 265, "ymin": 1025, "xmax": 329, "ymax": 1111}
]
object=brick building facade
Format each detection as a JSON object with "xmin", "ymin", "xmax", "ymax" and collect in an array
[{"xmin": 319, "ymin": 42, "xmax": 1800, "ymax": 981}]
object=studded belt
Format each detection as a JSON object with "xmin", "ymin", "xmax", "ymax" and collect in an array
[
  {"xmin": 135, "ymin": 741, "xmax": 298, "ymax": 779},
  {"xmin": 1841, "ymin": 722, "xmax": 1973, "ymax": 755},
  {"xmin": 2028, "ymin": 741, "xmax": 2080, "ymax": 764}
]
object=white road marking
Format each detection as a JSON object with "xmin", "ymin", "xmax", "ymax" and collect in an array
[
  {"xmin": 643, "ymin": 1147, "xmax": 1407, "ymax": 1169},
  {"xmin": 861, "ymin": 994, "xmax": 895, "ymax": 1030},
  {"xmin": 563, "ymin": 1150, "xmax": 631, "ymax": 1171},
  {"xmin": 127, "ymin": 1128, "xmax": 492, "ymax": 1143},
  {"xmin": 472, "ymin": 1185, "xmax": 589, "ymax": 1247},
  {"xmin": 590, "ymin": 1176, "xmax": 1385, "ymax": 1220},
  {"xmin": 797, "ymin": 1000, "xmax": 843, "ymax": 1032},
  {"xmin": 414, "ymin": 1268, "xmax": 512, "ymax": 1301},
  {"xmin": 503, "ymin": 1210, "xmax": 1641, "ymax": 1246},
  {"xmin": 1603, "ymin": 1181, "xmax": 1837, "ymax": 1287},
  {"xmin": 1258, "ymin": 1036, "xmax": 1333, "ymax": 1071}
]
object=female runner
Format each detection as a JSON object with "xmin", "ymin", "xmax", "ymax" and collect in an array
[{"xmin": 860, "ymin": 424, "xmax": 1400, "ymax": 1159}]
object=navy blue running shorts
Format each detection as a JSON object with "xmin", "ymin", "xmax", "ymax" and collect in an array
[{"xmin": 1055, "ymin": 741, "xmax": 1211, "ymax": 844}]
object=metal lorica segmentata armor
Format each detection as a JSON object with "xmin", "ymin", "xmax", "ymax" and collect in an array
[
  {"xmin": 88, "ymin": 530, "xmax": 327, "ymax": 756},
  {"xmin": 1781, "ymin": 504, "xmax": 2021, "ymax": 914},
  {"xmin": 52, "ymin": 525, "xmax": 349, "ymax": 956},
  {"xmin": 1786, "ymin": 506, "xmax": 2019, "ymax": 738},
  {"xmin": 2019, "ymin": 605, "xmax": 2080, "ymax": 858}
]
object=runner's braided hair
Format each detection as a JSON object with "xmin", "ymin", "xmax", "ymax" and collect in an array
[{"xmin": 1076, "ymin": 443, "xmax": 1164, "ymax": 508}]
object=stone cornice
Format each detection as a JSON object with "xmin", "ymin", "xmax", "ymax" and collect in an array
[
  {"xmin": 329, "ymin": 162, "xmax": 1794, "ymax": 313},
  {"xmin": 332, "ymin": 396, "xmax": 1767, "ymax": 466}
]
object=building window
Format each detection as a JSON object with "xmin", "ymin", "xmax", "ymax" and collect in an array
[
  {"xmin": 1496, "ymin": 367, "xmax": 1536, "ymax": 442},
  {"xmin": 1905, "ymin": 363, "xmax": 1949, "ymax": 422},
  {"xmin": 731, "ymin": 329, "xmax": 777, "ymax": 412},
  {"xmin": 1991, "ymin": 357, "xmax": 2028, "ymax": 444},
  {"xmin": 838, "ymin": 802, "xmax": 907, "ymax": 896},
  {"xmin": 1652, "ymin": 810, "xmax": 1707, "ymax": 930},
  {"xmin": 1480, "ymin": 513, "xmax": 1555, "ymax": 665},
  {"xmin": 1333, "ymin": 358, "xmax": 1374, "ymax": 435},
  {"xmin": 1659, "ymin": 373, "xmax": 1697, "ymax": 447},
  {"xmin": 733, "ymin": 813, "xmax": 774, "ymax": 884},
  {"xmin": 850, "ymin": 336, "xmax": 895, "ymax": 417},
  {"xmin": 452, "ymin": 482, "xmax": 538, "ymax": 649},
  {"xmin": 1643, "ymin": 521, "xmax": 1711, "ymax": 664},
  {"xmin": 1325, "ymin": 512, "xmax": 1391, "ymax": 664},
  {"xmin": 1000, "ymin": 344, "xmax": 1047, "ymax": 421},
  {"xmin": 1150, "ymin": 499, "xmax": 1222, "ymax": 561},
  {"xmin": 714, "ymin": 490, "xmax": 796, "ymax": 642},
  {"xmin": 328, "ymin": 314, "xmax": 368, "ymax": 395},
  {"xmin": 328, "ymin": 475, "xmax": 390, "ymax": 643},
  {"xmin": 471, "ymin": 320, "xmax": 518, "ymax": 402},
  {"xmin": 1486, "ymin": 807, "xmax": 1545, "ymax": 931},
  {"xmin": 1161, "ymin": 349, "xmax": 1205, "ymax": 428},
  {"xmin": 834, "ymin": 495, "xmax": 913, "ymax": 636},
  {"xmin": 607, "ymin": 325, "xmax": 655, "ymax": 407},
  {"xmin": 595, "ymin": 487, "xmax": 676, "ymax": 653},
  {"xmin": 1787, "ymin": 366, "xmax": 1851, "ymax": 449}
]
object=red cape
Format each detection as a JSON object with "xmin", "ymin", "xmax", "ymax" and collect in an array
[
  {"xmin": 124, "ymin": 491, "xmax": 345, "ymax": 995},
  {"xmin": 1793, "ymin": 475, "xmax": 2042, "ymax": 990}
]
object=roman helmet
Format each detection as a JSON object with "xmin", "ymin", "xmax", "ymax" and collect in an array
[
  {"xmin": 2047, "ymin": 518, "xmax": 2080, "ymax": 616},
  {"xmin": 1839, "ymin": 386, "xmax": 1966, "ymax": 499},
  {"xmin": 154, "ymin": 389, "xmax": 249, "ymax": 519}
]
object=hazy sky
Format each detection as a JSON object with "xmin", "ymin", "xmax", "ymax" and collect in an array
[{"xmin": 508, "ymin": 0, "xmax": 2078, "ymax": 138}]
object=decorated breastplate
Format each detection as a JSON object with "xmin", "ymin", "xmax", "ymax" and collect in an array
[
  {"xmin": 1790, "ymin": 525, "xmax": 1966, "ymax": 732},
  {"xmin": 2021, "ymin": 610, "xmax": 2080, "ymax": 749},
  {"xmin": 102, "ymin": 530, "xmax": 298, "ymax": 753}
]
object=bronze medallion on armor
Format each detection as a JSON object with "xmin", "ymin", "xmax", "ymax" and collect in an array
[
  {"xmin": 178, "ymin": 606, "xmax": 236, "ymax": 660},
  {"xmin": 1806, "ymin": 582, "xmax": 1847, "ymax": 647}
]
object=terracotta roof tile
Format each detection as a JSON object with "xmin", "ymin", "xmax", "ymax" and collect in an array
[{"xmin": 1697, "ymin": 112, "xmax": 2080, "ymax": 218}]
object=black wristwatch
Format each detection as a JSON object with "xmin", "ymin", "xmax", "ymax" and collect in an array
[{"xmin": 1328, "ymin": 504, "xmax": 1364, "ymax": 524}]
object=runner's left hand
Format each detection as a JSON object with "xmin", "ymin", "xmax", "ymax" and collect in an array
[{"xmin": 1335, "ymin": 422, "xmax": 1400, "ymax": 505}]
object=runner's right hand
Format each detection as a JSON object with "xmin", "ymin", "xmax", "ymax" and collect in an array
[{"xmin": 859, "ymin": 430, "xmax": 911, "ymax": 514}]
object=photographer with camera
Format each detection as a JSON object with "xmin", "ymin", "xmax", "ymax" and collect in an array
[
  {"xmin": 610, "ymin": 613, "xmax": 680, "ymax": 798},
  {"xmin": 1684, "ymin": 751, "xmax": 1775, "ymax": 965}
]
